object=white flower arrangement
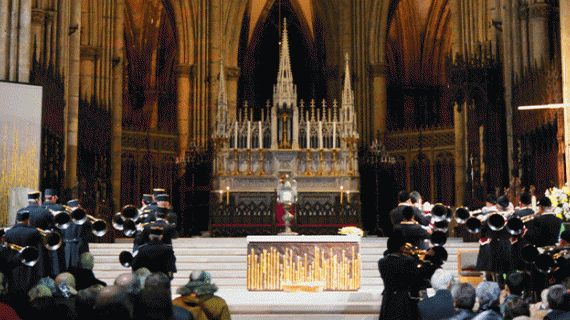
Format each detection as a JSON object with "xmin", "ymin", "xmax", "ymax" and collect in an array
[
  {"xmin": 545, "ymin": 185, "xmax": 570, "ymax": 221},
  {"xmin": 338, "ymin": 226, "xmax": 364, "ymax": 237}
]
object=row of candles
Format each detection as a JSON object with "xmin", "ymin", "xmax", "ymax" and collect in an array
[
  {"xmin": 218, "ymin": 185, "xmax": 353, "ymax": 204},
  {"xmin": 246, "ymin": 245, "xmax": 361, "ymax": 291},
  {"xmin": 230, "ymin": 121, "xmax": 356, "ymax": 150}
]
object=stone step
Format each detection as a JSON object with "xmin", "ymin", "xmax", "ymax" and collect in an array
[{"xmin": 89, "ymin": 236, "xmax": 480, "ymax": 318}]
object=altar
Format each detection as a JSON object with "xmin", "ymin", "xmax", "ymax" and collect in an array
[
  {"xmin": 209, "ymin": 20, "xmax": 361, "ymax": 236},
  {"xmin": 246, "ymin": 235, "xmax": 361, "ymax": 292}
]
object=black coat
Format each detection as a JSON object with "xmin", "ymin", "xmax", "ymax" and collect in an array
[
  {"xmin": 394, "ymin": 222, "xmax": 431, "ymax": 250},
  {"xmin": 4, "ymin": 223, "xmax": 46, "ymax": 297},
  {"xmin": 20, "ymin": 203, "xmax": 54, "ymax": 231},
  {"xmin": 417, "ymin": 289, "xmax": 457, "ymax": 320},
  {"xmin": 390, "ymin": 205, "xmax": 431, "ymax": 227},
  {"xmin": 476, "ymin": 215, "xmax": 513, "ymax": 273},
  {"xmin": 62, "ymin": 220, "xmax": 92, "ymax": 270},
  {"xmin": 132, "ymin": 240, "xmax": 177, "ymax": 277},
  {"xmin": 378, "ymin": 251, "xmax": 437, "ymax": 320},
  {"xmin": 134, "ymin": 219, "xmax": 178, "ymax": 250},
  {"xmin": 524, "ymin": 213, "xmax": 562, "ymax": 247}
]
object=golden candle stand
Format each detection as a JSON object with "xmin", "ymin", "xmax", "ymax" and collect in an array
[
  {"xmin": 316, "ymin": 149, "xmax": 325, "ymax": 176},
  {"xmin": 245, "ymin": 149, "xmax": 254, "ymax": 175},
  {"xmin": 256, "ymin": 149, "xmax": 267, "ymax": 176},
  {"xmin": 230, "ymin": 149, "xmax": 240, "ymax": 176},
  {"xmin": 303, "ymin": 149, "xmax": 315, "ymax": 176},
  {"xmin": 329, "ymin": 148, "xmax": 339, "ymax": 176}
]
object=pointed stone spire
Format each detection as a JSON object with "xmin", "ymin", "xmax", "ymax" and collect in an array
[
  {"xmin": 341, "ymin": 52, "xmax": 354, "ymax": 117},
  {"xmin": 273, "ymin": 18, "xmax": 297, "ymax": 108},
  {"xmin": 215, "ymin": 56, "xmax": 229, "ymax": 138}
]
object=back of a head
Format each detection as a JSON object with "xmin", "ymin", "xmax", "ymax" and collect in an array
[
  {"xmin": 135, "ymin": 287, "xmax": 174, "ymax": 320},
  {"xmin": 503, "ymin": 296, "xmax": 530, "ymax": 320},
  {"xmin": 144, "ymin": 272, "xmax": 171, "ymax": 291},
  {"xmin": 506, "ymin": 272, "xmax": 528, "ymax": 296},
  {"xmin": 409, "ymin": 191, "xmax": 421, "ymax": 204},
  {"xmin": 538, "ymin": 196, "xmax": 552, "ymax": 208},
  {"xmin": 79, "ymin": 252, "xmax": 95, "ymax": 270},
  {"xmin": 547, "ymin": 284, "xmax": 569, "ymax": 310},
  {"xmin": 402, "ymin": 206, "xmax": 414, "ymax": 221},
  {"xmin": 55, "ymin": 272, "xmax": 77, "ymax": 291},
  {"xmin": 451, "ymin": 282, "xmax": 476, "ymax": 311},
  {"xmin": 431, "ymin": 269, "xmax": 454, "ymax": 291},
  {"xmin": 114, "ymin": 273, "xmax": 141, "ymax": 295},
  {"xmin": 94, "ymin": 286, "xmax": 133, "ymax": 320},
  {"xmin": 476, "ymin": 281, "xmax": 501, "ymax": 311},
  {"xmin": 486, "ymin": 194, "xmax": 497, "ymax": 205},
  {"xmin": 519, "ymin": 192, "xmax": 532, "ymax": 206},
  {"xmin": 386, "ymin": 230, "xmax": 406, "ymax": 253},
  {"xmin": 397, "ymin": 191, "xmax": 410, "ymax": 203}
]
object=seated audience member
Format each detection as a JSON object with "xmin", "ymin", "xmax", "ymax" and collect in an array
[
  {"xmin": 134, "ymin": 267, "xmax": 151, "ymax": 290},
  {"xmin": 53, "ymin": 272, "xmax": 79, "ymax": 320},
  {"xmin": 472, "ymin": 281, "xmax": 502, "ymax": 320},
  {"xmin": 93, "ymin": 285, "xmax": 134, "ymax": 320},
  {"xmin": 137, "ymin": 272, "xmax": 194, "ymax": 320},
  {"xmin": 67, "ymin": 252, "xmax": 106, "ymax": 290},
  {"xmin": 544, "ymin": 284, "xmax": 570, "ymax": 320},
  {"xmin": 503, "ymin": 296, "xmax": 530, "ymax": 320},
  {"xmin": 114, "ymin": 272, "xmax": 142, "ymax": 296},
  {"xmin": 75, "ymin": 285, "xmax": 104, "ymax": 319},
  {"xmin": 418, "ymin": 269, "xmax": 457, "ymax": 320},
  {"xmin": 172, "ymin": 270, "xmax": 231, "ymax": 320},
  {"xmin": 444, "ymin": 282, "xmax": 477, "ymax": 320},
  {"xmin": 500, "ymin": 272, "xmax": 530, "ymax": 315}
]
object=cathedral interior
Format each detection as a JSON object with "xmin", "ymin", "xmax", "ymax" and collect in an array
[{"xmin": 0, "ymin": 0, "xmax": 567, "ymax": 237}]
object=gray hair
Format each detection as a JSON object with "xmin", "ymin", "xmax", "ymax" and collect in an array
[
  {"xmin": 431, "ymin": 269, "xmax": 454, "ymax": 291},
  {"xmin": 476, "ymin": 281, "xmax": 501, "ymax": 311},
  {"xmin": 451, "ymin": 282, "xmax": 476, "ymax": 311}
]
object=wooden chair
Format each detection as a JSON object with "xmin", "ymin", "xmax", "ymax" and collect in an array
[{"xmin": 457, "ymin": 249, "xmax": 483, "ymax": 287}]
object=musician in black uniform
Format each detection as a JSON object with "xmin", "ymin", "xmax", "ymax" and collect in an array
[
  {"xmin": 131, "ymin": 226, "xmax": 177, "ymax": 279},
  {"xmin": 378, "ymin": 230, "xmax": 439, "ymax": 320},
  {"xmin": 18, "ymin": 191, "xmax": 54, "ymax": 231},
  {"xmin": 394, "ymin": 206, "xmax": 431, "ymax": 250},
  {"xmin": 133, "ymin": 206, "xmax": 178, "ymax": 251},
  {"xmin": 389, "ymin": 191, "xmax": 431, "ymax": 233},
  {"xmin": 476, "ymin": 195, "xmax": 513, "ymax": 286},
  {"xmin": 4, "ymin": 211, "xmax": 46, "ymax": 299},
  {"xmin": 513, "ymin": 192, "xmax": 534, "ymax": 219},
  {"xmin": 62, "ymin": 199, "xmax": 93, "ymax": 270},
  {"xmin": 39, "ymin": 188, "xmax": 66, "ymax": 277},
  {"xmin": 156, "ymin": 193, "xmax": 178, "ymax": 227},
  {"xmin": 524, "ymin": 196, "xmax": 562, "ymax": 298}
]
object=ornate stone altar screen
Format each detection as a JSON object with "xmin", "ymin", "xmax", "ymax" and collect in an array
[
  {"xmin": 246, "ymin": 235, "xmax": 361, "ymax": 291},
  {"xmin": 210, "ymin": 20, "xmax": 361, "ymax": 236}
]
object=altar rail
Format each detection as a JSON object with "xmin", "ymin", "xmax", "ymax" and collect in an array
[{"xmin": 209, "ymin": 194, "xmax": 361, "ymax": 237}]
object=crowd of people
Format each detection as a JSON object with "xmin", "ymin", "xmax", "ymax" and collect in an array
[
  {"xmin": 0, "ymin": 188, "xmax": 230, "ymax": 320},
  {"xmin": 381, "ymin": 189, "xmax": 570, "ymax": 320}
]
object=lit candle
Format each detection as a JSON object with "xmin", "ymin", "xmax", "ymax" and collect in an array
[
  {"xmin": 226, "ymin": 186, "xmax": 230, "ymax": 204},
  {"xmin": 306, "ymin": 121, "xmax": 310, "ymax": 149},
  {"xmin": 258, "ymin": 121, "xmax": 263, "ymax": 148},
  {"xmin": 333, "ymin": 122, "xmax": 336, "ymax": 149},
  {"xmin": 340, "ymin": 186, "xmax": 344, "ymax": 204},
  {"xmin": 247, "ymin": 121, "xmax": 251, "ymax": 149},
  {"xmin": 234, "ymin": 122, "xmax": 238, "ymax": 148},
  {"xmin": 318, "ymin": 121, "xmax": 323, "ymax": 149},
  {"xmin": 219, "ymin": 190, "xmax": 223, "ymax": 203}
]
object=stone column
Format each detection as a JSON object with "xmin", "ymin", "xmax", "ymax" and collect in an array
[
  {"xmin": 454, "ymin": 102, "xmax": 467, "ymax": 206},
  {"xmin": 501, "ymin": 0, "xmax": 514, "ymax": 182},
  {"xmin": 528, "ymin": 2, "xmax": 551, "ymax": 68},
  {"xmin": 176, "ymin": 64, "xmax": 192, "ymax": 175},
  {"xmin": 18, "ymin": 0, "xmax": 31, "ymax": 82},
  {"xmin": 226, "ymin": 66, "xmax": 240, "ymax": 121},
  {"xmin": 0, "ymin": 0, "xmax": 9, "ymax": 80},
  {"xmin": 80, "ymin": 46, "xmax": 98, "ymax": 100},
  {"xmin": 560, "ymin": 1, "xmax": 570, "ymax": 181},
  {"xmin": 65, "ymin": 0, "xmax": 82, "ymax": 197},
  {"xmin": 370, "ymin": 63, "xmax": 387, "ymax": 140},
  {"xmin": 111, "ymin": 0, "xmax": 124, "ymax": 211}
]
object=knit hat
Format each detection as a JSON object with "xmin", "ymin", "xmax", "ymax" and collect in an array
[{"xmin": 176, "ymin": 271, "xmax": 218, "ymax": 296}]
